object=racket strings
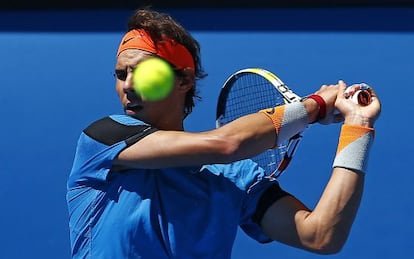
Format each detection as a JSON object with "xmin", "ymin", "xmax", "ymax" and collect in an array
[
  {"xmin": 222, "ymin": 75, "xmax": 284, "ymax": 122},
  {"xmin": 219, "ymin": 73, "xmax": 288, "ymax": 175}
]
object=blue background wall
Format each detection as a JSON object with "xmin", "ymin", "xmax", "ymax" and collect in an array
[{"xmin": 1, "ymin": 8, "xmax": 413, "ymax": 259}]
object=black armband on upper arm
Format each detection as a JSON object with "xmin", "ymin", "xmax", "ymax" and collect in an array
[
  {"xmin": 83, "ymin": 116, "xmax": 158, "ymax": 146},
  {"xmin": 252, "ymin": 184, "xmax": 291, "ymax": 224}
]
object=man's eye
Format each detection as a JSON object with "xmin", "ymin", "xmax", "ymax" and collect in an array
[{"xmin": 114, "ymin": 70, "xmax": 127, "ymax": 81}]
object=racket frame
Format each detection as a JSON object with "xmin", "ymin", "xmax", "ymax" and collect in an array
[{"xmin": 216, "ymin": 68, "xmax": 305, "ymax": 178}]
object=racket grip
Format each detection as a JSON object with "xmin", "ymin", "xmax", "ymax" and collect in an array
[
  {"xmin": 353, "ymin": 90, "xmax": 371, "ymax": 106},
  {"xmin": 345, "ymin": 83, "xmax": 372, "ymax": 106}
]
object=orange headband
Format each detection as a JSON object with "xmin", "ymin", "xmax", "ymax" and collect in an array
[{"xmin": 117, "ymin": 29, "xmax": 195, "ymax": 71}]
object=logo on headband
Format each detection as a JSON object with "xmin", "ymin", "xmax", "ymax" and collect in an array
[{"xmin": 122, "ymin": 37, "xmax": 135, "ymax": 45}]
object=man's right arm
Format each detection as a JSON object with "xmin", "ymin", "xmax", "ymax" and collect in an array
[{"xmin": 114, "ymin": 84, "xmax": 340, "ymax": 169}]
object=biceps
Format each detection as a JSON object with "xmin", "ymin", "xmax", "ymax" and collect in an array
[
  {"xmin": 115, "ymin": 130, "xmax": 230, "ymax": 169},
  {"xmin": 116, "ymin": 131, "xmax": 189, "ymax": 168}
]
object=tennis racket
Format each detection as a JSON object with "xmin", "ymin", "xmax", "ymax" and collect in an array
[{"xmin": 216, "ymin": 68, "xmax": 304, "ymax": 178}]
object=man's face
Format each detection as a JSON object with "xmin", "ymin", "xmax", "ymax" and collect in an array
[{"xmin": 114, "ymin": 49, "xmax": 184, "ymax": 128}]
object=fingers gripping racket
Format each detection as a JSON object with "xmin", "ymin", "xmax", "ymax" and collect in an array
[{"xmin": 216, "ymin": 68, "xmax": 304, "ymax": 178}]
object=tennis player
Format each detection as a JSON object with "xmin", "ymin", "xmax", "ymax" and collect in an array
[{"xmin": 66, "ymin": 7, "xmax": 381, "ymax": 258}]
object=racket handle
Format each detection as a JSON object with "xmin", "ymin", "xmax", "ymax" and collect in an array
[
  {"xmin": 345, "ymin": 83, "xmax": 372, "ymax": 106},
  {"xmin": 353, "ymin": 89, "xmax": 371, "ymax": 106}
]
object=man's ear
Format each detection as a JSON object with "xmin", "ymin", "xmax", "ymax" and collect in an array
[{"xmin": 177, "ymin": 68, "xmax": 195, "ymax": 92}]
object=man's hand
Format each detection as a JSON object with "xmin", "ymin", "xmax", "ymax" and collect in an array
[
  {"xmin": 335, "ymin": 81, "xmax": 381, "ymax": 128},
  {"xmin": 313, "ymin": 81, "xmax": 343, "ymax": 125}
]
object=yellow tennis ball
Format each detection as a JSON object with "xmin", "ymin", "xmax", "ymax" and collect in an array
[{"xmin": 133, "ymin": 58, "xmax": 175, "ymax": 101}]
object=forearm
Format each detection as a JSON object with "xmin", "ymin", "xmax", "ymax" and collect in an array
[
  {"xmin": 299, "ymin": 123, "xmax": 374, "ymax": 253},
  {"xmin": 209, "ymin": 99, "xmax": 316, "ymax": 160},
  {"xmin": 301, "ymin": 168, "xmax": 364, "ymax": 253}
]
